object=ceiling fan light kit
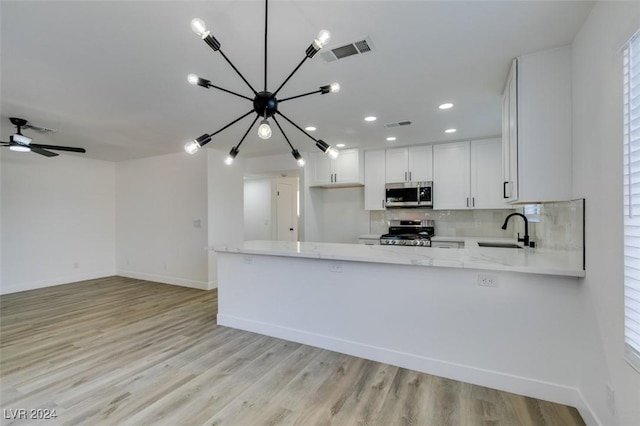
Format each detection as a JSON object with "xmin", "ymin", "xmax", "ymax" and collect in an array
[
  {"xmin": 1, "ymin": 117, "xmax": 86, "ymax": 157},
  {"xmin": 184, "ymin": 0, "xmax": 341, "ymax": 166}
]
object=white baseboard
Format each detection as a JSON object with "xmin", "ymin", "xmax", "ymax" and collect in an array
[
  {"xmin": 574, "ymin": 389, "xmax": 603, "ymax": 426},
  {"xmin": 219, "ymin": 313, "xmax": 589, "ymax": 416},
  {"xmin": 0, "ymin": 270, "xmax": 116, "ymax": 295},
  {"xmin": 118, "ymin": 270, "xmax": 213, "ymax": 290}
]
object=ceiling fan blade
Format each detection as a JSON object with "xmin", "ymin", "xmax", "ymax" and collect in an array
[
  {"xmin": 30, "ymin": 144, "xmax": 86, "ymax": 153},
  {"xmin": 29, "ymin": 146, "xmax": 59, "ymax": 157},
  {"xmin": 24, "ymin": 123, "xmax": 56, "ymax": 134},
  {"xmin": 1, "ymin": 141, "xmax": 10, "ymax": 146}
]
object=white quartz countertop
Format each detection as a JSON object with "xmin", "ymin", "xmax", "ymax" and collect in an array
[{"xmin": 212, "ymin": 238, "xmax": 585, "ymax": 277}]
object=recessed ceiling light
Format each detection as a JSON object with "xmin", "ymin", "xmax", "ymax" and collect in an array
[
  {"xmin": 305, "ymin": 126, "xmax": 316, "ymax": 131},
  {"xmin": 445, "ymin": 128, "xmax": 457, "ymax": 133},
  {"xmin": 336, "ymin": 143, "xmax": 346, "ymax": 148},
  {"xmin": 439, "ymin": 103, "xmax": 454, "ymax": 110},
  {"xmin": 386, "ymin": 136, "xmax": 397, "ymax": 141},
  {"xmin": 364, "ymin": 116, "xmax": 377, "ymax": 122}
]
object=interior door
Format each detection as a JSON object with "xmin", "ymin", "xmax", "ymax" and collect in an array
[{"xmin": 276, "ymin": 182, "xmax": 296, "ymax": 242}]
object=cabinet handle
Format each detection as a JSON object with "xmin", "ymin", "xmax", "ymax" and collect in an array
[
  {"xmin": 503, "ymin": 181, "xmax": 508, "ymax": 198},
  {"xmin": 334, "ymin": 173, "xmax": 337, "ymax": 182},
  {"xmin": 409, "ymin": 171, "xmax": 412, "ymax": 181},
  {"xmin": 466, "ymin": 197, "xmax": 469, "ymax": 207},
  {"xmin": 472, "ymin": 197, "xmax": 475, "ymax": 207},
  {"xmin": 405, "ymin": 171, "xmax": 408, "ymax": 181},
  {"xmin": 382, "ymin": 199, "xmax": 385, "ymax": 209}
]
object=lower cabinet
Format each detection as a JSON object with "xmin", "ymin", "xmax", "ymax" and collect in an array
[{"xmin": 433, "ymin": 138, "xmax": 505, "ymax": 210}]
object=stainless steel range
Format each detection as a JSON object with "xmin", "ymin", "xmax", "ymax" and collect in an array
[{"xmin": 380, "ymin": 220, "xmax": 434, "ymax": 246}]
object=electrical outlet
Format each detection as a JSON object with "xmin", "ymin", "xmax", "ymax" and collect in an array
[
  {"xmin": 330, "ymin": 263, "xmax": 343, "ymax": 273},
  {"xmin": 193, "ymin": 219, "xmax": 201, "ymax": 228},
  {"xmin": 244, "ymin": 256, "xmax": 253, "ymax": 265},
  {"xmin": 478, "ymin": 274, "xmax": 498, "ymax": 287},
  {"xmin": 606, "ymin": 384, "xmax": 615, "ymax": 416}
]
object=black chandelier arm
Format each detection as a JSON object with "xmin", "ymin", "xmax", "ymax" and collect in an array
[
  {"xmin": 264, "ymin": 0, "xmax": 268, "ymax": 91},
  {"xmin": 279, "ymin": 89, "xmax": 323, "ymax": 103},
  {"xmin": 276, "ymin": 111, "xmax": 318, "ymax": 143},
  {"xmin": 217, "ymin": 49, "xmax": 258, "ymax": 96},
  {"xmin": 271, "ymin": 116, "xmax": 296, "ymax": 151},
  {"xmin": 233, "ymin": 115, "xmax": 260, "ymax": 150},
  {"xmin": 272, "ymin": 56, "xmax": 309, "ymax": 98},
  {"xmin": 209, "ymin": 110, "xmax": 255, "ymax": 138},
  {"xmin": 206, "ymin": 82, "xmax": 253, "ymax": 101}
]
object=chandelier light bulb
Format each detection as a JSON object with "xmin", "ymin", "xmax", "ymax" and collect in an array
[
  {"xmin": 184, "ymin": 140, "xmax": 200, "ymax": 154},
  {"xmin": 327, "ymin": 147, "xmax": 339, "ymax": 159},
  {"xmin": 330, "ymin": 82, "xmax": 340, "ymax": 93},
  {"xmin": 10, "ymin": 145, "xmax": 30, "ymax": 152},
  {"xmin": 316, "ymin": 30, "xmax": 331, "ymax": 48},
  {"xmin": 258, "ymin": 119, "xmax": 272, "ymax": 139},
  {"xmin": 187, "ymin": 74, "xmax": 199, "ymax": 85},
  {"xmin": 224, "ymin": 155, "xmax": 234, "ymax": 165},
  {"xmin": 191, "ymin": 18, "xmax": 208, "ymax": 37}
]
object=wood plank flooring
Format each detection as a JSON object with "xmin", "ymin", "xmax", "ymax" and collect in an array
[{"xmin": 0, "ymin": 276, "xmax": 585, "ymax": 425}]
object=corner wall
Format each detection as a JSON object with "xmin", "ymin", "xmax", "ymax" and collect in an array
[
  {"xmin": 116, "ymin": 151, "xmax": 209, "ymax": 289},
  {"xmin": 571, "ymin": 2, "xmax": 640, "ymax": 425},
  {"xmin": 0, "ymin": 151, "xmax": 116, "ymax": 294}
]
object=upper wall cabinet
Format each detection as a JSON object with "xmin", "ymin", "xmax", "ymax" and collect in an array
[
  {"xmin": 433, "ymin": 139, "xmax": 506, "ymax": 210},
  {"xmin": 307, "ymin": 149, "xmax": 364, "ymax": 188},
  {"xmin": 502, "ymin": 45, "xmax": 572, "ymax": 204},
  {"xmin": 385, "ymin": 146, "xmax": 433, "ymax": 183}
]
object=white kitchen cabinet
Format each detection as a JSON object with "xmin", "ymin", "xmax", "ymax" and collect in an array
[
  {"xmin": 385, "ymin": 145, "xmax": 433, "ymax": 183},
  {"xmin": 364, "ymin": 150, "xmax": 386, "ymax": 210},
  {"xmin": 502, "ymin": 45, "xmax": 572, "ymax": 204},
  {"xmin": 433, "ymin": 142, "xmax": 470, "ymax": 210},
  {"xmin": 433, "ymin": 139, "xmax": 505, "ymax": 210},
  {"xmin": 471, "ymin": 138, "xmax": 505, "ymax": 209},
  {"xmin": 307, "ymin": 149, "xmax": 364, "ymax": 187}
]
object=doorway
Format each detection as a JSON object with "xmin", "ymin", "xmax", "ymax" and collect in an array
[{"xmin": 276, "ymin": 181, "xmax": 298, "ymax": 242}]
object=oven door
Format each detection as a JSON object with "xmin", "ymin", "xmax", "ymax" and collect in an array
[{"xmin": 385, "ymin": 183, "xmax": 419, "ymax": 208}]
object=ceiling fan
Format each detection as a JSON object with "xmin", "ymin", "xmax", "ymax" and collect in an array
[{"xmin": 1, "ymin": 117, "xmax": 86, "ymax": 157}]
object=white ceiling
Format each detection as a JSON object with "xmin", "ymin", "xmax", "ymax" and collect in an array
[{"xmin": 1, "ymin": 1, "xmax": 594, "ymax": 163}]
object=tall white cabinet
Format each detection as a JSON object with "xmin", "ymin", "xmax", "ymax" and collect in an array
[
  {"xmin": 433, "ymin": 139, "xmax": 505, "ymax": 210},
  {"xmin": 502, "ymin": 45, "xmax": 572, "ymax": 204}
]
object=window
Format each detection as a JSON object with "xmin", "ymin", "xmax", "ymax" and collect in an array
[{"xmin": 623, "ymin": 31, "xmax": 640, "ymax": 373}]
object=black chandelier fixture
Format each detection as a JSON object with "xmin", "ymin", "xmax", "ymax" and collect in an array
[{"xmin": 183, "ymin": 0, "xmax": 341, "ymax": 166}]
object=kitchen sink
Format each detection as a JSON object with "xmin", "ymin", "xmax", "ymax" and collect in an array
[{"xmin": 477, "ymin": 242, "xmax": 523, "ymax": 249}]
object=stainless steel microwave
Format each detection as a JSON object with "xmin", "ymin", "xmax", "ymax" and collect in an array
[{"xmin": 385, "ymin": 181, "xmax": 433, "ymax": 208}]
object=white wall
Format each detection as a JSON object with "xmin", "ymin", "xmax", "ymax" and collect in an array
[
  {"xmin": 571, "ymin": 2, "xmax": 640, "ymax": 425},
  {"xmin": 116, "ymin": 151, "xmax": 209, "ymax": 289},
  {"xmin": 207, "ymin": 148, "xmax": 245, "ymax": 287},
  {"xmin": 321, "ymin": 187, "xmax": 370, "ymax": 243},
  {"xmin": 0, "ymin": 151, "xmax": 116, "ymax": 294}
]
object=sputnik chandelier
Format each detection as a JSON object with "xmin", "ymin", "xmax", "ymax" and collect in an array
[{"xmin": 183, "ymin": 0, "xmax": 341, "ymax": 166}]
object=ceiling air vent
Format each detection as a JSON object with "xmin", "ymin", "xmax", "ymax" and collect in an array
[
  {"xmin": 384, "ymin": 120, "xmax": 412, "ymax": 128},
  {"xmin": 320, "ymin": 37, "xmax": 375, "ymax": 62}
]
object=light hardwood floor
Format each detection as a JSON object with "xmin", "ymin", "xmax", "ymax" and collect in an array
[{"xmin": 0, "ymin": 276, "xmax": 585, "ymax": 425}]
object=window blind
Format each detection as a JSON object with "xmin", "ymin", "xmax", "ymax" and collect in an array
[{"xmin": 623, "ymin": 32, "xmax": 640, "ymax": 374}]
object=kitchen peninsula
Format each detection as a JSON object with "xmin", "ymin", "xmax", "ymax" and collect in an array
[{"xmin": 212, "ymin": 239, "xmax": 585, "ymax": 409}]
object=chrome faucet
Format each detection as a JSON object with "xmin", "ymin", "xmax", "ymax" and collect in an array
[{"xmin": 501, "ymin": 213, "xmax": 530, "ymax": 247}]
